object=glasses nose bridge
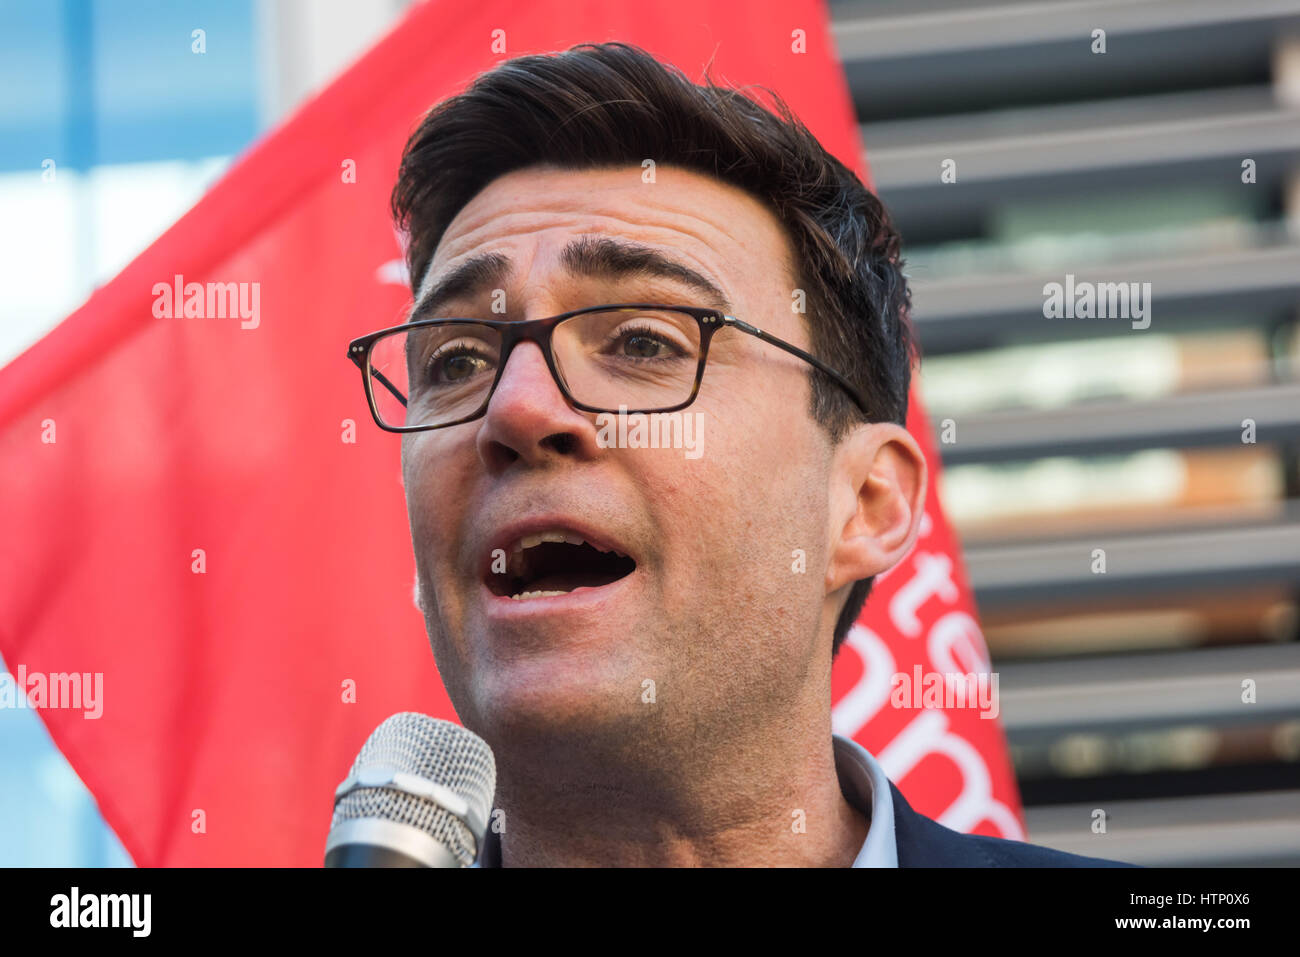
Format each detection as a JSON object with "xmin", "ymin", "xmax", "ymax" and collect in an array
[
  {"xmin": 491, "ymin": 314, "xmax": 569, "ymax": 402},
  {"xmin": 497, "ymin": 313, "xmax": 557, "ymax": 356}
]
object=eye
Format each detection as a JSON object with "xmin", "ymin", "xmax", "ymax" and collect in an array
[
  {"xmin": 605, "ymin": 321, "xmax": 692, "ymax": 360},
  {"xmin": 426, "ymin": 341, "xmax": 495, "ymax": 384}
]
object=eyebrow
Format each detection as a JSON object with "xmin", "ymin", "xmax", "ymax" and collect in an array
[{"xmin": 410, "ymin": 235, "xmax": 734, "ymax": 320}]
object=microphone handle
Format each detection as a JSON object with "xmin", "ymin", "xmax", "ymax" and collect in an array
[{"xmin": 325, "ymin": 844, "xmax": 434, "ymax": 868}]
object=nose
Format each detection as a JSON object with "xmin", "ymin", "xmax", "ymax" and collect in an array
[{"xmin": 474, "ymin": 338, "xmax": 599, "ymax": 473}]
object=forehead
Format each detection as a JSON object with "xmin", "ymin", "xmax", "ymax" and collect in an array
[{"xmin": 422, "ymin": 164, "xmax": 798, "ymax": 301}]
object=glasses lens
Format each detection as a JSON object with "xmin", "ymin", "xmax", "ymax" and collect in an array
[
  {"xmin": 367, "ymin": 322, "xmax": 503, "ymax": 428},
  {"xmin": 552, "ymin": 308, "xmax": 702, "ymax": 411}
]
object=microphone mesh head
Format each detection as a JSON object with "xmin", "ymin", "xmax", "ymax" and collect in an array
[{"xmin": 332, "ymin": 713, "xmax": 496, "ymax": 866}]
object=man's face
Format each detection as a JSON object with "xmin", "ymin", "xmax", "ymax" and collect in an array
[{"xmin": 403, "ymin": 164, "xmax": 845, "ymax": 763}]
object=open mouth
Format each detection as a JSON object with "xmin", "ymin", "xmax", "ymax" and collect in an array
[{"xmin": 485, "ymin": 531, "xmax": 637, "ymax": 600}]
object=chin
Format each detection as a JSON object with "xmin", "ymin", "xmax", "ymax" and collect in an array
[{"xmin": 469, "ymin": 652, "xmax": 651, "ymax": 751}]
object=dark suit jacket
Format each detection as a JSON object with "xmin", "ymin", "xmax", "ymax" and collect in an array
[{"xmin": 888, "ymin": 782, "xmax": 1137, "ymax": 867}]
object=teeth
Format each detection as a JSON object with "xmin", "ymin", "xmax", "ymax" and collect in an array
[
  {"xmin": 516, "ymin": 530, "xmax": 587, "ymax": 552},
  {"xmin": 508, "ymin": 530, "xmax": 628, "ymax": 557},
  {"xmin": 507, "ymin": 530, "xmax": 593, "ymax": 578},
  {"xmin": 496, "ymin": 528, "xmax": 630, "ymax": 588},
  {"xmin": 509, "ymin": 589, "xmax": 571, "ymax": 600}
]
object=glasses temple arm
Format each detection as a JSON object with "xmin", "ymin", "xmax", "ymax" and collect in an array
[
  {"xmin": 369, "ymin": 365, "xmax": 408, "ymax": 409},
  {"xmin": 724, "ymin": 317, "xmax": 872, "ymax": 418}
]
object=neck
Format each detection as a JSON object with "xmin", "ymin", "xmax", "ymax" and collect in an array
[{"xmin": 490, "ymin": 718, "xmax": 870, "ymax": 867}]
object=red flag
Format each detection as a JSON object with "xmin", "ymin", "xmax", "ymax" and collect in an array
[{"xmin": 0, "ymin": 0, "xmax": 1022, "ymax": 866}]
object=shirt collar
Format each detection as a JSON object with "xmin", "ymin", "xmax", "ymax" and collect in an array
[
  {"xmin": 832, "ymin": 732, "xmax": 899, "ymax": 868},
  {"xmin": 474, "ymin": 734, "xmax": 897, "ymax": 867}
]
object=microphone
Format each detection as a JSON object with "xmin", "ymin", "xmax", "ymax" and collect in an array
[{"xmin": 325, "ymin": 712, "xmax": 496, "ymax": 867}]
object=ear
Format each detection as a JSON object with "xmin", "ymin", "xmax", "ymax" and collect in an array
[{"xmin": 825, "ymin": 422, "xmax": 928, "ymax": 596}]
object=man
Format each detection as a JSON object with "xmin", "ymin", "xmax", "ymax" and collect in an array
[{"xmin": 348, "ymin": 42, "xmax": 1133, "ymax": 866}]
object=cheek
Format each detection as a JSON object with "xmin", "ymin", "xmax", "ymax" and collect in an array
[
  {"xmin": 697, "ymin": 406, "xmax": 826, "ymax": 572},
  {"xmin": 402, "ymin": 437, "xmax": 468, "ymax": 577},
  {"xmin": 402, "ymin": 442, "xmax": 434, "ymax": 539},
  {"xmin": 637, "ymin": 417, "xmax": 819, "ymax": 580}
]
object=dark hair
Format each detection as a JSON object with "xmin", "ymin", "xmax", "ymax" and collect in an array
[{"xmin": 391, "ymin": 42, "xmax": 916, "ymax": 658}]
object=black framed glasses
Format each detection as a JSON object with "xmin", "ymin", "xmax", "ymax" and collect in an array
[{"xmin": 346, "ymin": 303, "xmax": 871, "ymax": 433}]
